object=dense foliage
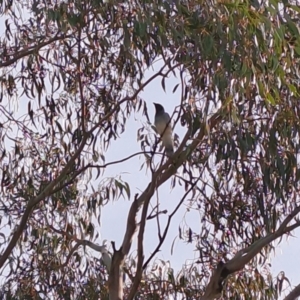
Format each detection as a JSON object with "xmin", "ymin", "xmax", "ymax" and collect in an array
[{"xmin": 0, "ymin": 0, "xmax": 300, "ymax": 299}]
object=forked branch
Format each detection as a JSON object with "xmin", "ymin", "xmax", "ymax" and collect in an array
[
  {"xmin": 108, "ymin": 109, "xmax": 223, "ymax": 300},
  {"xmin": 201, "ymin": 206, "xmax": 300, "ymax": 300}
]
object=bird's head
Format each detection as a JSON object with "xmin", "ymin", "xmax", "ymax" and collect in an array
[{"xmin": 153, "ymin": 103, "xmax": 165, "ymax": 113}]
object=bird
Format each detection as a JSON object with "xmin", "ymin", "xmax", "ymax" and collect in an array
[{"xmin": 153, "ymin": 103, "xmax": 174, "ymax": 157}]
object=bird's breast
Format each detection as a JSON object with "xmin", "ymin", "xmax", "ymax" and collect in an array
[{"xmin": 155, "ymin": 121, "xmax": 172, "ymax": 136}]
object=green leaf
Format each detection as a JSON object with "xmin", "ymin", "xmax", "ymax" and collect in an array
[{"xmin": 266, "ymin": 92, "xmax": 276, "ymax": 105}]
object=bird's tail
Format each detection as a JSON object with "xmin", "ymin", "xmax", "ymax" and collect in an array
[
  {"xmin": 159, "ymin": 125, "xmax": 174, "ymax": 157},
  {"xmin": 163, "ymin": 136, "xmax": 174, "ymax": 157}
]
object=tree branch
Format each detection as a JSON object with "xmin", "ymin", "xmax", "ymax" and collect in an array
[
  {"xmin": 51, "ymin": 151, "xmax": 162, "ymax": 196},
  {"xmin": 47, "ymin": 223, "xmax": 110, "ymax": 271},
  {"xmin": 108, "ymin": 108, "xmax": 223, "ymax": 300},
  {"xmin": 0, "ymin": 34, "xmax": 70, "ymax": 68},
  {"xmin": 126, "ymin": 189, "xmax": 149, "ymax": 300},
  {"xmin": 0, "ymin": 133, "xmax": 89, "ymax": 269},
  {"xmin": 201, "ymin": 206, "xmax": 300, "ymax": 300},
  {"xmin": 77, "ymin": 28, "xmax": 87, "ymax": 133},
  {"xmin": 284, "ymin": 283, "xmax": 300, "ymax": 300},
  {"xmin": 91, "ymin": 151, "xmax": 161, "ymax": 169}
]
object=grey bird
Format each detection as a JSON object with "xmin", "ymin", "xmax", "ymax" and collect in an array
[{"xmin": 153, "ymin": 103, "xmax": 174, "ymax": 156}]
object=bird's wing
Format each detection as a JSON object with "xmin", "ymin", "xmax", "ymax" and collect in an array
[
  {"xmin": 154, "ymin": 112, "xmax": 174, "ymax": 156},
  {"xmin": 164, "ymin": 112, "xmax": 171, "ymax": 124},
  {"xmin": 161, "ymin": 113, "xmax": 174, "ymax": 156},
  {"xmin": 155, "ymin": 113, "xmax": 171, "ymax": 133}
]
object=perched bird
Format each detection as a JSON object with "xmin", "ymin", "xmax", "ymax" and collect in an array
[{"xmin": 153, "ymin": 103, "xmax": 174, "ymax": 156}]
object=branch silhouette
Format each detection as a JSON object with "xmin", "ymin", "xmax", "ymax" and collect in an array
[
  {"xmin": 284, "ymin": 283, "xmax": 300, "ymax": 300},
  {"xmin": 0, "ymin": 33, "xmax": 71, "ymax": 68},
  {"xmin": 201, "ymin": 206, "xmax": 300, "ymax": 300}
]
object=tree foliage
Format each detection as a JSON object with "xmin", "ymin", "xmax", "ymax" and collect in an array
[{"xmin": 0, "ymin": 0, "xmax": 300, "ymax": 299}]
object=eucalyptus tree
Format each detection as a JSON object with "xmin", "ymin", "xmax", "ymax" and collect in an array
[{"xmin": 0, "ymin": 0, "xmax": 300, "ymax": 299}]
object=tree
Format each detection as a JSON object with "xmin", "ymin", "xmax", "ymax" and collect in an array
[{"xmin": 0, "ymin": 0, "xmax": 300, "ymax": 299}]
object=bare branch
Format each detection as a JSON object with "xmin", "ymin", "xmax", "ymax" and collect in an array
[
  {"xmin": 0, "ymin": 34, "xmax": 70, "ymax": 68},
  {"xmin": 201, "ymin": 206, "xmax": 300, "ymax": 300},
  {"xmin": 52, "ymin": 151, "xmax": 162, "ymax": 196},
  {"xmin": 127, "ymin": 188, "xmax": 149, "ymax": 300},
  {"xmin": 284, "ymin": 283, "xmax": 300, "ymax": 300},
  {"xmin": 108, "ymin": 108, "xmax": 223, "ymax": 300},
  {"xmin": 108, "ymin": 196, "xmax": 139, "ymax": 299}
]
